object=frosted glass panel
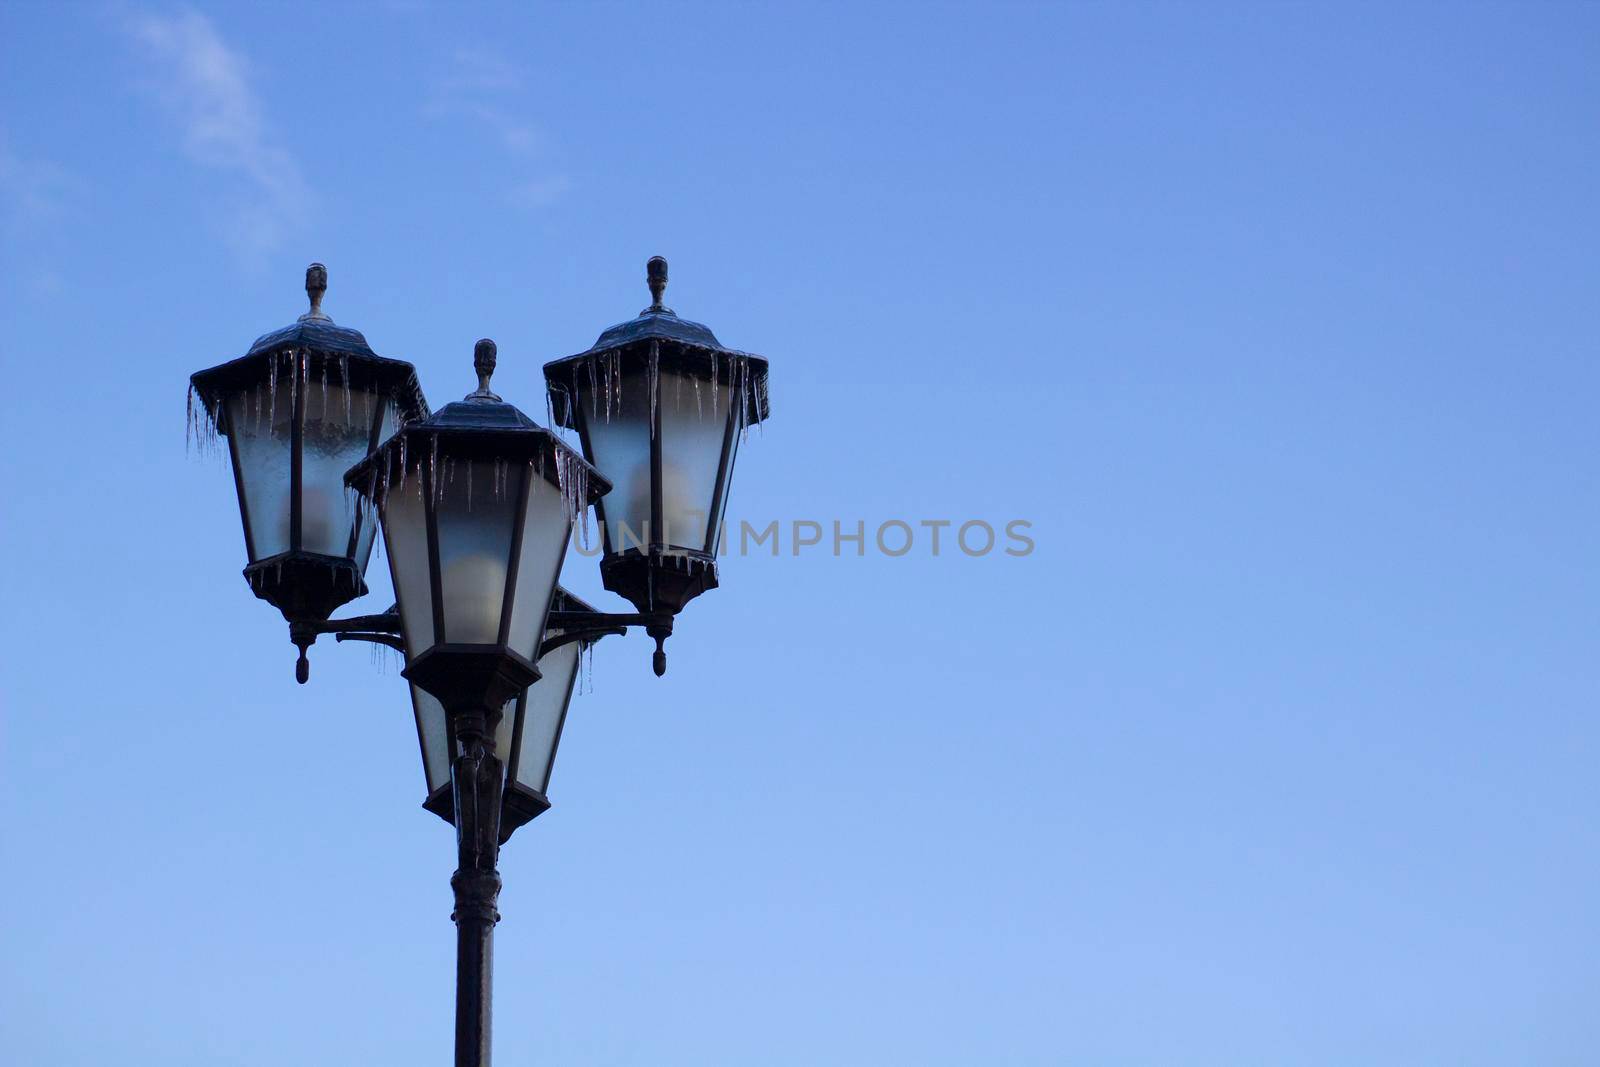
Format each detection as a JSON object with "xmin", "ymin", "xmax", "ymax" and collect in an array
[
  {"xmin": 410, "ymin": 684, "xmax": 452, "ymax": 794},
  {"xmin": 581, "ymin": 368, "xmax": 652, "ymax": 551},
  {"xmin": 710, "ymin": 422, "xmax": 741, "ymax": 555},
  {"xmin": 514, "ymin": 641, "xmax": 580, "ymax": 795},
  {"xmin": 505, "ymin": 471, "xmax": 573, "ymax": 661},
  {"xmin": 434, "ymin": 460, "xmax": 519, "ymax": 644},
  {"xmin": 352, "ymin": 406, "xmax": 398, "ymax": 572},
  {"xmin": 657, "ymin": 369, "xmax": 736, "ymax": 552},
  {"xmin": 383, "ymin": 473, "xmax": 434, "ymax": 656},
  {"xmin": 301, "ymin": 385, "xmax": 395, "ymax": 558},
  {"xmin": 226, "ymin": 380, "xmax": 295, "ymax": 561}
]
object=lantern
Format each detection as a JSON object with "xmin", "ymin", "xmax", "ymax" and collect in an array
[
  {"xmin": 188, "ymin": 263, "xmax": 427, "ymax": 624},
  {"xmin": 410, "ymin": 587, "xmax": 599, "ymax": 841},
  {"xmin": 345, "ymin": 339, "xmax": 608, "ymax": 717},
  {"xmin": 544, "ymin": 257, "xmax": 770, "ymax": 617}
]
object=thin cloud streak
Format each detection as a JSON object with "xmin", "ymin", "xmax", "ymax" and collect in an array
[
  {"xmin": 1, "ymin": 130, "xmax": 82, "ymax": 298},
  {"xmin": 128, "ymin": 9, "xmax": 309, "ymax": 256},
  {"xmin": 425, "ymin": 46, "xmax": 568, "ymax": 207},
  {"xmin": 0, "ymin": 132, "xmax": 78, "ymax": 227}
]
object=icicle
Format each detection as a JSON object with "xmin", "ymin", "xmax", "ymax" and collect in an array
[
  {"xmin": 268, "ymin": 352, "xmax": 279, "ymax": 435},
  {"xmin": 711, "ymin": 351, "xmax": 719, "ymax": 420},
  {"xmin": 320, "ymin": 355, "xmax": 329, "ymax": 424},
  {"xmin": 429, "ymin": 434, "xmax": 441, "ymax": 507},
  {"xmin": 737, "ymin": 356, "xmax": 750, "ymax": 442},
  {"xmin": 290, "ymin": 351, "xmax": 302, "ymax": 434},
  {"xmin": 648, "ymin": 342, "xmax": 659, "ymax": 440},
  {"xmin": 340, "ymin": 355, "xmax": 353, "ymax": 425},
  {"xmin": 186, "ymin": 384, "xmax": 223, "ymax": 458}
]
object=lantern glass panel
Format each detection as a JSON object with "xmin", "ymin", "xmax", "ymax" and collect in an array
[
  {"xmin": 301, "ymin": 387, "xmax": 397, "ymax": 559},
  {"xmin": 383, "ymin": 473, "xmax": 435, "ymax": 655},
  {"xmin": 657, "ymin": 368, "xmax": 738, "ymax": 552},
  {"xmin": 226, "ymin": 379, "xmax": 294, "ymax": 560},
  {"xmin": 514, "ymin": 639, "xmax": 580, "ymax": 795},
  {"xmin": 580, "ymin": 374, "xmax": 652, "ymax": 551},
  {"xmin": 493, "ymin": 697, "xmax": 515, "ymax": 762},
  {"xmin": 410, "ymin": 683, "xmax": 453, "ymax": 795},
  {"xmin": 504, "ymin": 473, "xmax": 573, "ymax": 660},
  {"xmin": 434, "ymin": 460, "xmax": 519, "ymax": 644},
  {"xmin": 712, "ymin": 419, "xmax": 741, "ymax": 551}
]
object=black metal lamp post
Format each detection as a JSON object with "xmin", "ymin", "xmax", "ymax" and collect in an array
[
  {"xmin": 342, "ymin": 338, "xmax": 609, "ymax": 1065},
  {"xmin": 190, "ymin": 262, "xmax": 770, "ymax": 1067}
]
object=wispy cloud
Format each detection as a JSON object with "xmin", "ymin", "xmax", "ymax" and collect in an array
[
  {"xmin": 127, "ymin": 9, "xmax": 308, "ymax": 256},
  {"xmin": 1, "ymin": 130, "xmax": 81, "ymax": 299},
  {"xmin": 426, "ymin": 46, "xmax": 568, "ymax": 208},
  {"xmin": 0, "ymin": 132, "xmax": 78, "ymax": 227}
]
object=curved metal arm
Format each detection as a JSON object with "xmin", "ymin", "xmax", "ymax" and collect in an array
[
  {"xmin": 289, "ymin": 608, "xmax": 674, "ymax": 682},
  {"xmin": 288, "ymin": 608, "xmax": 404, "ymax": 683},
  {"xmin": 538, "ymin": 626, "xmax": 625, "ymax": 657},
  {"xmin": 308, "ymin": 609, "xmax": 403, "ymax": 636},
  {"xmin": 543, "ymin": 611, "xmax": 675, "ymax": 675},
  {"xmin": 335, "ymin": 631, "xmax": 407, "ymax": 652}
]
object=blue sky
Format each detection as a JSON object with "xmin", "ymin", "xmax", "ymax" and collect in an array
[{"xmin": 2, "ymin": 2, "xmax": 1598, "ymax": 1064}]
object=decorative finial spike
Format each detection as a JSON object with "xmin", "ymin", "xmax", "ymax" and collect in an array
[
  {"xmin": 301, "ymin": 262, "xmax": 331, "ymax": 322},
  {"xmin": 652, "ymin": 632, "xmax": 667, "ymax": 676},
  {"xmin": 646, "ymin": 256, "xmax": 668, "ymax": 311},
  {"xmin": 468, "ymin": 338, "xmax": 502, "ymax": 402}
]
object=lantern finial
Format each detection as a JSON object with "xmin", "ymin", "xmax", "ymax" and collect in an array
[
  {"xmin": 300, "ymin": 262, "xmax": 331, "ymax": 323},
  {"xmin": 646, "ymin": 256, "xmax": 669, "ymax": 312},
  {"xmin": 469, "ymin": 338, "xmax": 502, "ymax": 402}
]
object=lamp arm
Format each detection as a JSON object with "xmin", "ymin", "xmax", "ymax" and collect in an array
[
  {"xmin": 287, "ymin": 609, "xmax": 404, "ymax": 684},
  {"xmin": 334, "ymin": 631, "xmax": 407, "ymax": 653},
  {"xmin": 306, "ymin": 610, "xmax": 404, "ymax": 636},
  {"xmin": 543, "ymin": 611, "xmax": 676, "ymax": 676},
  {"xmin": 537, "ymin": 627, "xmax": 625, "ymax": 657},
  {"xmin": 288, "ymin": 609, "xmax": 675, "ymax": 682}
]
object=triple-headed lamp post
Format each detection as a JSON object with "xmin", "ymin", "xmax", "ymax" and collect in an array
[{"xmin": 188, "ymin": 260, "xmax": 771, "ymax": 1066}]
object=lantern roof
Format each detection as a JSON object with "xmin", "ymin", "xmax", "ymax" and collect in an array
[
  {"xmin": 587, "ymin": 301, "xmax": 727, "ymax": 353},
  {"xmin": 189, "ymin": 263, "xmax": 428, "ymax": 422},
  {"xmin": 544, "ymin": 257, "xmax": 770, "ymax": 429}
]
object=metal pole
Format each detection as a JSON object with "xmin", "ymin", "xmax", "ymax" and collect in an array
[{"xmin": 449, "ymin": 705, "xmax": 504, "ymax": 1067}]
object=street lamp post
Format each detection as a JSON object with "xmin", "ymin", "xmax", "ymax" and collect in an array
[{"xmin": 189, "ymin": 260, "xmax": 771, "ymax": 1066}]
